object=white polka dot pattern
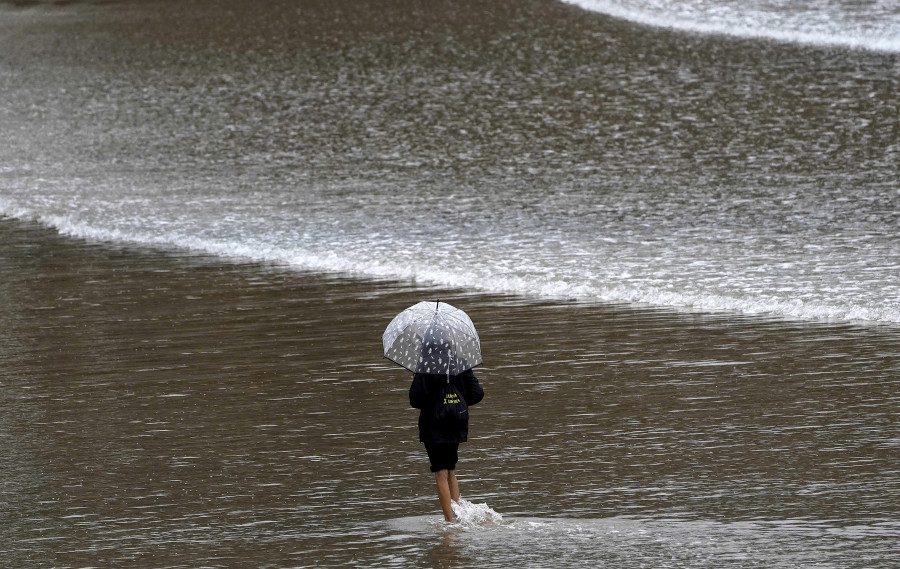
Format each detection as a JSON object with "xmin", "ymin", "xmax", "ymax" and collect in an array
[{"xmin": 382, "ymin": 300, "xmax": 482, "ymax": 375}]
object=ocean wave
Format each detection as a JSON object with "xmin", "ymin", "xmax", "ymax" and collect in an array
[
  {"xmin": 4, "ymin": 205, "xmax": 898, "ymax": 326},
  {"xmin": 563, "ymin": 0, "xmax": 900, "ymax": 53}
]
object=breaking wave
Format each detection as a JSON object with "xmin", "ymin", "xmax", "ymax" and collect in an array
[{"xmin": 563, "ymin": 0, "xmax": 900, "ymax": 53}]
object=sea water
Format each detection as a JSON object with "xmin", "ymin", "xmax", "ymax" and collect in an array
[
  {"xmin": 1, "ymin": 2, "xmax": 899, "ymax": 567},
  {"xmin": 1, "ymin": 0, "xmax": 898, "ymax": 325},
  {"xmin": 1, "ymin": 219, "xmax": 898, "ymax": 568},
  {"xmin": 381, "ymin": 514, "xmax": 900, "ymax": 568}
]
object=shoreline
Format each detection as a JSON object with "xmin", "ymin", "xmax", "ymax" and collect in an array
[{"xmin": 4, "ymin": 215, "xmax": 897, "ymax": 333}]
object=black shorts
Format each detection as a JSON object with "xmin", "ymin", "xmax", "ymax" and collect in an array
[{"xmin": 424, "ymin": 442, "xmax": 459, "ymax": 472}]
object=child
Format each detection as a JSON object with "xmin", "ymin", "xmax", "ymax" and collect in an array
[{"xmin": 409, "ymin": 366, "xmax": 484, "ymax": 522}]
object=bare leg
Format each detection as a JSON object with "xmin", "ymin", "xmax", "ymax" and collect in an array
[
  {"xmin": 448, "ymin": 470, "xmax": 460, "ymax": 502},
  {"xmin": 434, "ymin": 470, "xmax": 454, "ymax": 522}
]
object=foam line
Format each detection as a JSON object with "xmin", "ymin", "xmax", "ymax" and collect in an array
[
  {"xmin": 563, "ymin": 0, "xmax": 900, "ymax": 53},
  {"xmin": 2, "ymin": 206, "xmax": 897, "ymax": 325}
]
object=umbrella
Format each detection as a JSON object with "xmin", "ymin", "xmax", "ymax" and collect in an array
[{"xmin": 382, "ymin": 300, "xmax": 482, "ymax": 376}]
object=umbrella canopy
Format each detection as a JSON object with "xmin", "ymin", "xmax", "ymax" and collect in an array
[{"xmin": 382, "ymin": 300, "xmax": 482, "ymax": 376}]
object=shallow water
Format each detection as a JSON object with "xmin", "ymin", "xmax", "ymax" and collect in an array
[
  {"xmin": 1, "ymin": 219, "xmax": 898, "ymax": 567},
  {"xmin": 2, "ymin": 0, "xmax": 898, "ymax": 565},
  {"xmin": 381, "ymin": 515, "xmax": 899, "ymax": 568}
]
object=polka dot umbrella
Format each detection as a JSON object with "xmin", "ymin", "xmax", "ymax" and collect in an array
[{"xmin": 382, "ymin": 300, "xmax": 482, "ymax": 376}]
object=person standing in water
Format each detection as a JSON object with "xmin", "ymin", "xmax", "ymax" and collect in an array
[{"xmin": 409, "ymin": 343, "xmax": 484, "ymax": 523}]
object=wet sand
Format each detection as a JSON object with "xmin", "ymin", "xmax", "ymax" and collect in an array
[{"xmin": 2, "ymin": 217, "xmax": 898, "ymax": 567}]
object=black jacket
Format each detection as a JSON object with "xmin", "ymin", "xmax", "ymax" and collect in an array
[{"xmin": 409, "ymin": 370, "xmax": 484, "ymax": 443}]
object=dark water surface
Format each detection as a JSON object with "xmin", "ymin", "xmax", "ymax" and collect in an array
[{"xmin": 2, "ymin": 218, "xmax": 898, "ymax": 567}]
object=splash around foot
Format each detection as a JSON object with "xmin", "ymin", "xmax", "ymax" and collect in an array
[{"xmin": 448, "ymin": 498, "xmax": 503, "ymax": 527}]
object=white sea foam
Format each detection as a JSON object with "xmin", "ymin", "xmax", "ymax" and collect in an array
[
  {"xmin": 451, "ymin": 499, "xmax": 504, "ymax": 527},
  {"xmin": 563, "ymin": 0, "xmax": 900, "ymax": 53},
  {"xmin": 3, "ymin": 200, "xmax": 899, "ymax": 326}
]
